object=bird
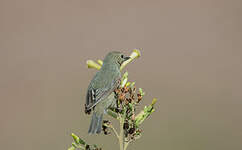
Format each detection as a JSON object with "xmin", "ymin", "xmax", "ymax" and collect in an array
[{"xmin": 85, "ymin": 51, "xmax": 130, "ymax": 134}]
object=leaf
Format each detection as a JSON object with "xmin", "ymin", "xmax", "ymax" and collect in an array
[
  {"xmin": 71, "ymin": 133, "xmax": 86, "ymax": 145},
  {"xmin": 135, "ymin": 98, "xmax": 157, "ymax": 126},
  {"xmin": 107, "ymin": 109, "xmax": 118, "ymax": 119},
  {"xmin": 68, "ymin": 146, "xmax": 75, "ymax": 150}
]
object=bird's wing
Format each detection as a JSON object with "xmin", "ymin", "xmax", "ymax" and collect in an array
[{"xmin": 85, "ymin": 77, "xmax": 120, "ymax": 114}]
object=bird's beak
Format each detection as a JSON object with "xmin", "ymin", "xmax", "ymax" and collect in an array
[{"xmin": 124, "ymin": 56, "xmax": 130, "ymax": 61}]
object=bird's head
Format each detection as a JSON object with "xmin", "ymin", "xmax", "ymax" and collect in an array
[{"xmin": 103, "ymin": 51, "xmax": 130, "ymax": 67}]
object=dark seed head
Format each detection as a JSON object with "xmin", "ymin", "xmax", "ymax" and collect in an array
[
  {"xmin": 85, "ymin": 145, "xmax": 90, "ymax": 150},
  {"xmin": 123, "ymin": 122, "xmax": 129, "ymax": 130},
  {"xmin": 102, "ymin": 125, "xmax": 107, "ymax": 130},
  {"xmin": 124, "ymin": 86, "xmax": 129, "ymax": 93},
  {"xmin": 103, "ymin": 120, "xmax": 109, "ymax": 124},
  {"xmin": 128, "ymin": 128, "xmax": 135, "ymax": 134}
]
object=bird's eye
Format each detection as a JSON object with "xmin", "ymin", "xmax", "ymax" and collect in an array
[{"xmin": 121, "ymin": 55, "xmax": 124, "ymax": 58}]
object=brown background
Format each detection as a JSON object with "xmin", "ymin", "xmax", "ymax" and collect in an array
[{"xmin": 0, "ymin": 0, "xmax": 242, "ymax": 150}]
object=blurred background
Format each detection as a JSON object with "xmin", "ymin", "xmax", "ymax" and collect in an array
[{"xmin": 0, "ymin": 0, "xmax": 242, "ymax": 150}]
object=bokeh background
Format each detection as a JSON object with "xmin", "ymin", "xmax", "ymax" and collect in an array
[{"xmin": 1, "ymin": 0, "xmax": 242, "ymax": 150}]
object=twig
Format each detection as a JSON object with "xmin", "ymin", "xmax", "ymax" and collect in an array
[{"xmin": 109, "ymin": 124, "xmax": 119, "ymax": 139}]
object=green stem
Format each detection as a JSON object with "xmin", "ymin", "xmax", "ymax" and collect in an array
[{"xmin": 119, "ymin": 107, "xmax": 127, "ymax": 150}]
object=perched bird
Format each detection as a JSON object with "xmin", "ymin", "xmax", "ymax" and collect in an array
[{"xmin": 85, "ymin": 51, "xmax": 130, "ymax": 134}]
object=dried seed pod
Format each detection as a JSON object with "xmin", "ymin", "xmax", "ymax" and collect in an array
[
  {"xmin": 131, "ymin": 94, "xmax": 135, "ymax": 100},
  {"xmin": 114, "ymin": 88, "xmax": 121, "ymax": 95},
  {"xmin": 102, "ymin": 120, "xmax": 111, "ymax": 135},
  {"xmin": 123, "ymin": 122, "xmax": 129, "ymax": 130},
  {"xmin": 133, "ymin": 87, "xmax": 136, "ymax": 93},
  {"xmin": 85, "ymin": 145, "xmax": 90, "ymax": 150},
  {"xmin": 103, "ymin": 120, "xmax": 110, "ymax": 124},
  {"xmin": 115, "ymin": 108, "xmax": 122, "ymax": 113},
  {"xmin": 119, "ymin": 93, "xmax": 125, "ymax": 101},
  {"xmin": 126, "ymin": 98, "xmax": 132, "ymax": 103},
  {"xmin": 136, "ymin": 129, "xmax": 142, "ymax": 133},
  {"xmin": 128, "ymin": 87, "xmax": 132, "ymax": 95},
  {"xmin": 102, "ymin": 126, "xmax": 107, "ymax": 133},
  {"xmin": 125, "ymin": 100, "xmax": 129, "ymax": 105},
  {"xmin": 137, "ymin": 93, "xmax": 142, "ymax": 103},
  {"xmin": 104, "ymin": 130, "xmax": 111, "ymax": 135},
  {"xmin": 121, "ymin": 87, "xmax": 126, "ymax": 93},
  {"xmin": 128, "ymin": 127, "xmax": 136, "ymax": 134},
  {"xmin": 124, "ymin": 130, "xmax": 128, "ymax": 138},
  {"xmin": 124, "ymin": 86, "xmax": 129, "ymax": 93}
]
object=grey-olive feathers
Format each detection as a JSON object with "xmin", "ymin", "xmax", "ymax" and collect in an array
[{"xmin": 85, "ymin": 51, "xmax": 130, "ymax": 134}]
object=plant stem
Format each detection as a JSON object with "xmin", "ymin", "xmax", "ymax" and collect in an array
[
  {"xmin": 124, "ymin": 141, "xmax": 130, "ymax": 150},
  {"xmin": 119, "ymin": 106, "xmax": 127, "ymax": 150},
  {"xmin": 119, "ymin": 114, "xmax": 124, "ymax": 150},
  {"xmin": 109, "ymin": 124, "xmax": 119, "ymax": 139}
]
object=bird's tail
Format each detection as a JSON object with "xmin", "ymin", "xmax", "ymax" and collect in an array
[{"xmin": 88, "ymin": 112, "xmax": 103, "ymax": 134}]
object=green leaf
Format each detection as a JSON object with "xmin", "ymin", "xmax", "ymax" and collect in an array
[
  {"xmin": 71, "ymin": 133, "xmax": 80, "ymax": 144},
  {"xmin": 138, "ymin": 88, "xmax": 145, "ymax": 96},
  {"xmin": 68, "ymin": 146, "xmax": 75, "ymax": 150},
  {"xmin": 79, "ymin": 138, "xmax": 86, "ymax": 145},
  {"xmin": 72, "ymin": 142, "xmax": 78, "ymax": 148},
  {"xmin": 71, "ymin": 133, "xmax": 86, "ymax": 145},
  {"xmin": 107, "ymin": 109, "xmax": 118, "ymax": 119},
  {"xmin": 130, "ymin": 82, "xmax": 135, "ymax": 88},
  {"xmin": 126, "ymin": 82, "xmax": 131, "ymax": 87},
  {"xmin": 135, "ymin": 98, "xmax": 157, "ymax": 126}
]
